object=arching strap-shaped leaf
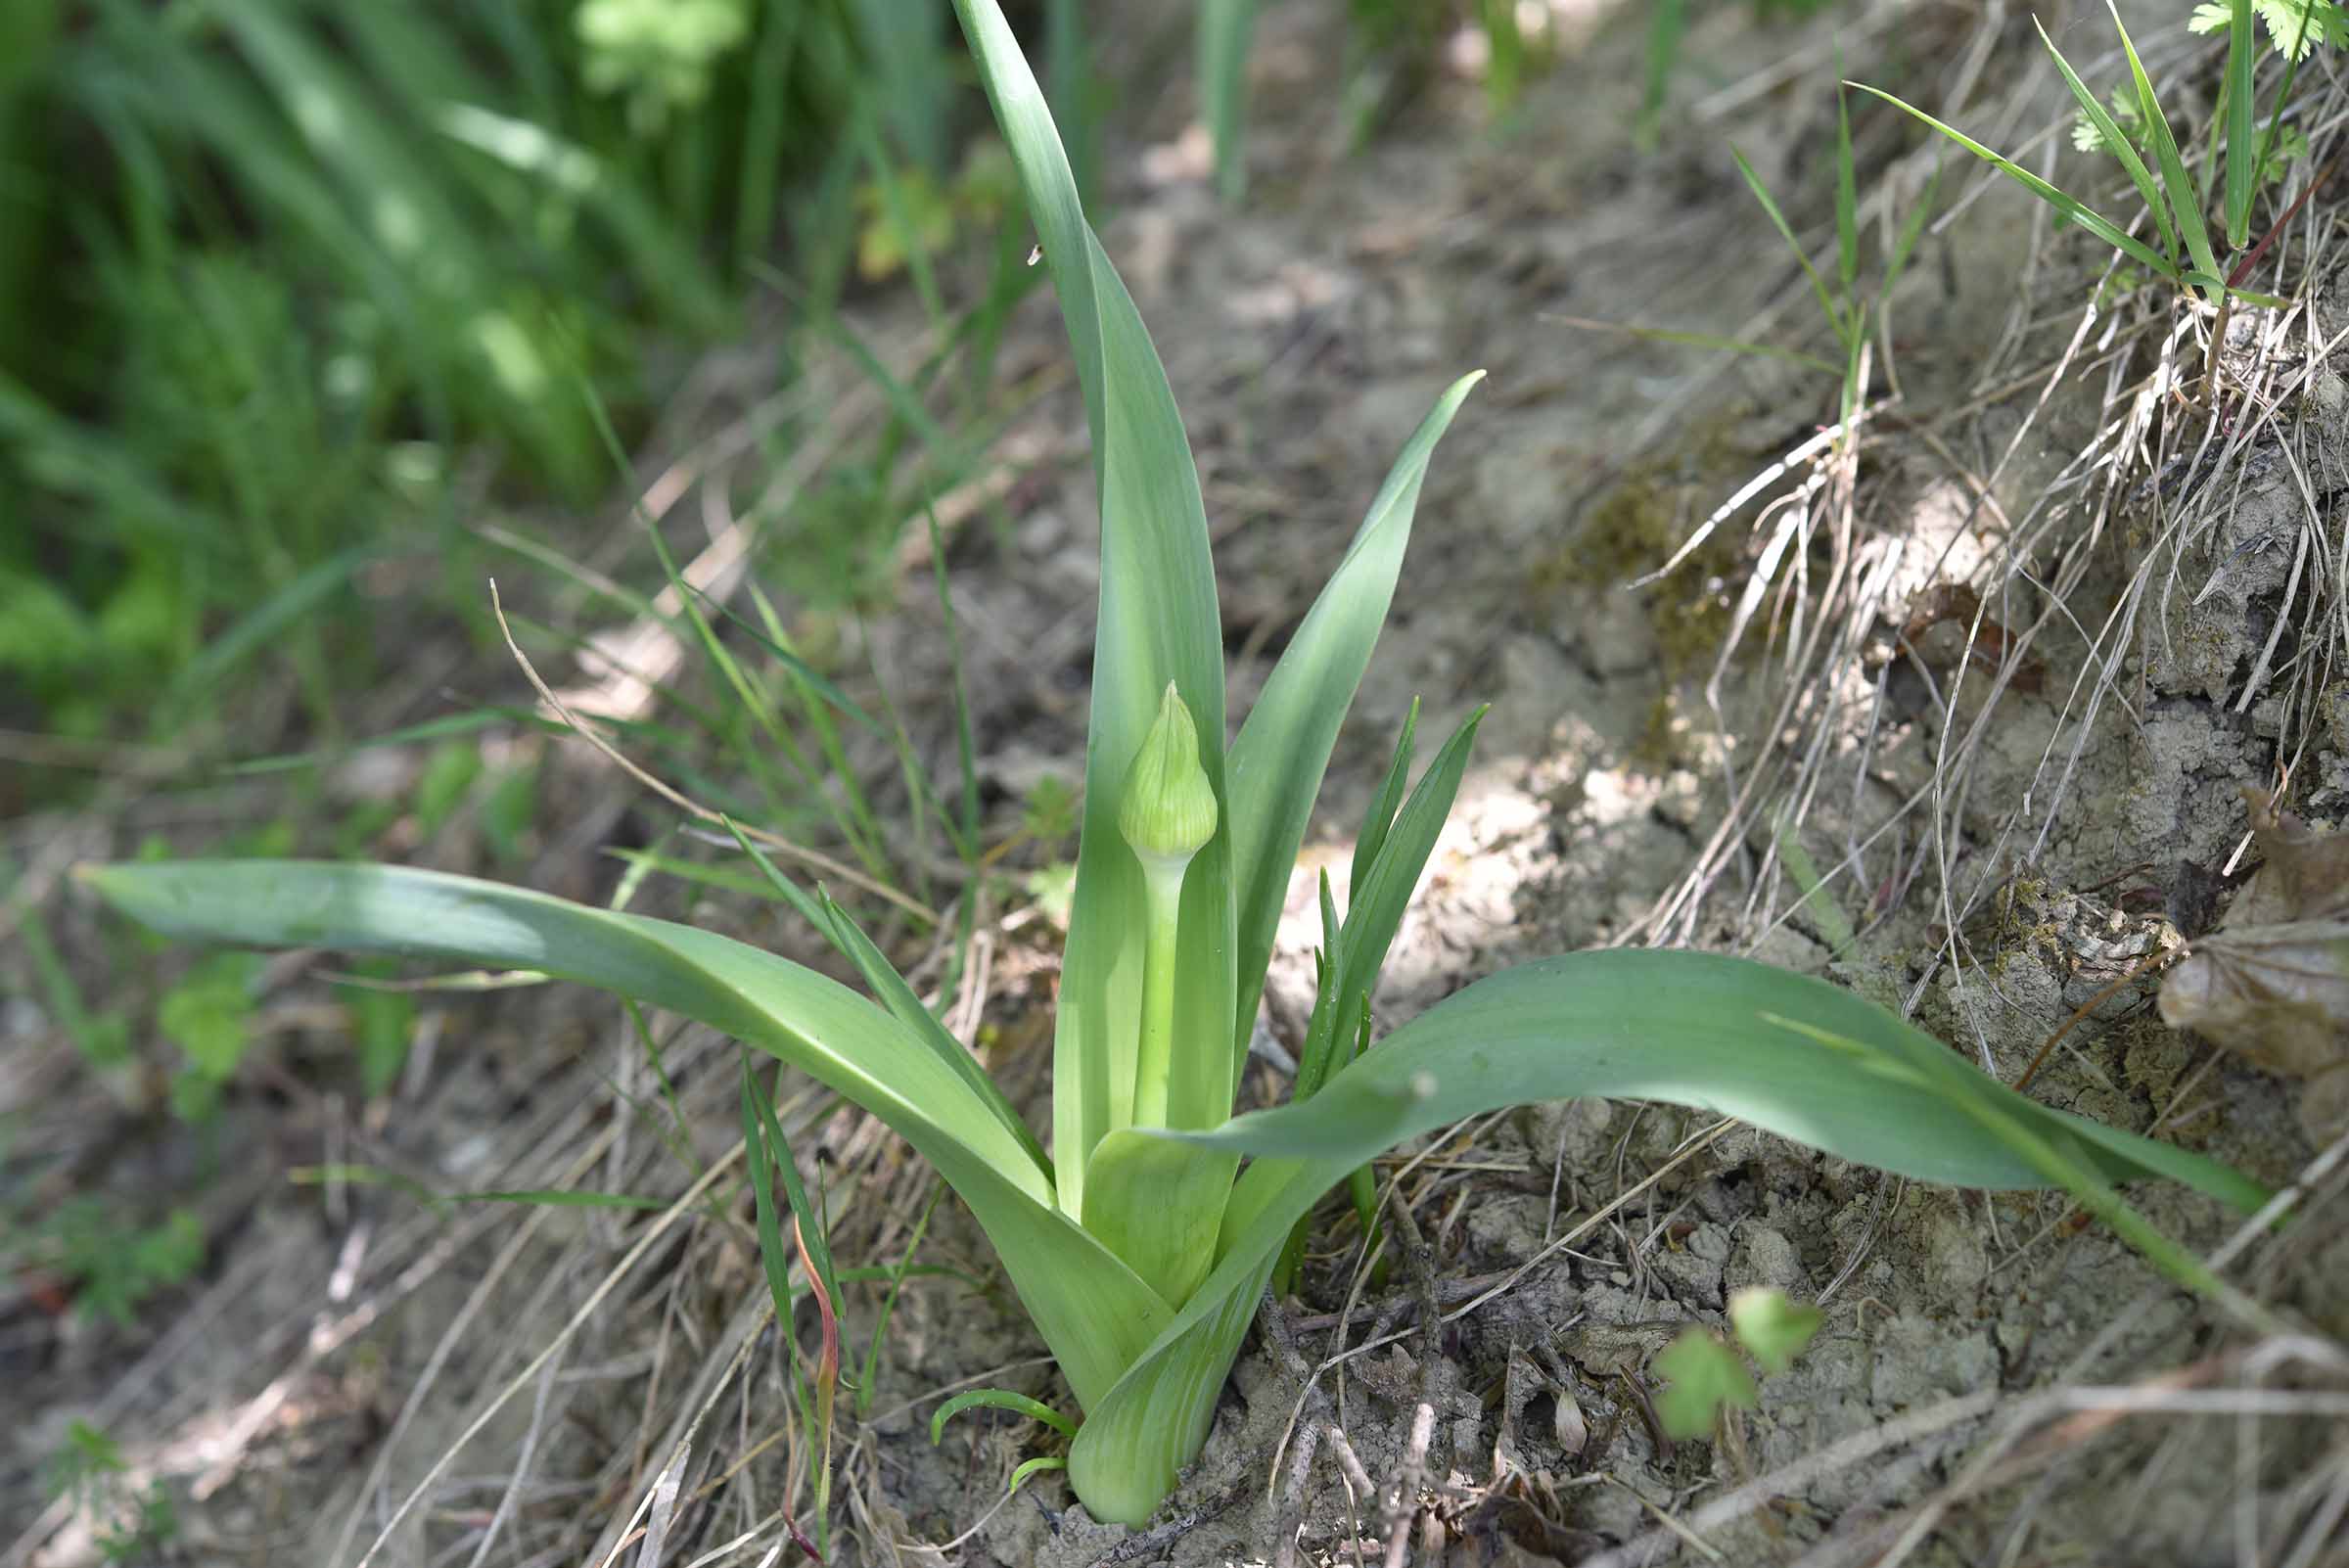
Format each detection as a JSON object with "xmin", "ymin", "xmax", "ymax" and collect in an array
[
  {"xmin": 1172, "ymin": 951, "xmax": 2268, "ymax": 1208},
  {"xmin": 78, "ymin": 859, "xmax": 1174, "ymax": 1408},
  {"xmin": 723, "ymin": 821, "xmax": 1050, "ymax": 1181},
  {"xmin": 1066, "ymin": 949, "xmax": 2273, "ymax": 1521},
  {"xmin": 1225, "ymin": 373, "xmax": 1483, "ymax": 1068}
]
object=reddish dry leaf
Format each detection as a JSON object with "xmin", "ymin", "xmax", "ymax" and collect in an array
[{"xmin": 2159, "ymin": 789, "xmax": 2349, "ymax": 1139}]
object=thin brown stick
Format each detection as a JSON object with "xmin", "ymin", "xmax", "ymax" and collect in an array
[{"xmin": 2011, "ymin": 946, "xmax": 2174, "ymax": 1092}]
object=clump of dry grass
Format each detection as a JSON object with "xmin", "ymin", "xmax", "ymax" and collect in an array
[{"xmin": 1633, "ymin": 12, "xmax": 2348, "ymax": 986}]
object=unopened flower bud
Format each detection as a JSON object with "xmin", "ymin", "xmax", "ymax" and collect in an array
[{"xmin": 1117, "ymin": 683, "xmax": 1218, "ymax": 868}]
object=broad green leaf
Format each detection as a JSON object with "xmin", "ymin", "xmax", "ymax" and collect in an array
[
  {"xmin": 1071, "ymin": 948, "xmax": 2271, "ymax": 1519},
  {"xmin": 1081, "ymin": 1130, "xmax": 1238, "ymax": 1307},
  {"xmin": 949, "ymin": 0, "xmax": 1099, "ymax": 441},
  {"xmin": 953, "ymin": 0, "xmax": 1234, "ymax": 1203},
  {"xmin": 1083, "ymin": 252, "xmax": 1234, "ymax": 1145},
  {"xmin": 2036, "ymin": 18, "xmax": 2176, "ymax": 264},
  {"xmin": 1851, "ymin": 84, "xmax": 2179, "ymax": 278},
  {"xmin": 1226, "ymin": 374, "xmax": 1482, "ymax": 1067},
  {"xmin": 1728, "ymin": 1286, "xmax": 1823, "ymax": 1375},
  {"xmin": 1654, "ymin": 1329, "xmax": 1758, "ymax": 1438},
  {"xmin": 1170, "ymin": 952, "xmax": 2267, "ymax": 1209},
  {"xmin": 724, "ymin": 823, "xmax": 1051, "ymax": 1182},
  {"xmin": 1066, "ymin": 1252, "xmax": 1264, "ymax": 1526},
  {"xmin": 79, "ymin": 859, "xmax": 1170, "ymax": 1409}
]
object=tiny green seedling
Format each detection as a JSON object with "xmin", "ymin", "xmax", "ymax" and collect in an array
[
  {"xmin": 79, "ymin": 0, "xmax": 2273, "ymax": 1531},
  {"xmin": 44, "ymin": 1421, "xmax": 178, "ymax": 1565},
  {"xmin": 1654, "ymin": 1286, "xmax": 1826, "ymax": 1440},
  {"xmin": 1728, "ymin": 79, "xmax": 1940, "ymax": 427}
]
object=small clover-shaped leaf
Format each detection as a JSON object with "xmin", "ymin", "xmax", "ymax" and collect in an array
[
  {"xmin": 1729, "ymin": 1287, "xmax": 1824, "ymax": 1375},
  {"xmin": 1653, "ymin": 1327, "xmax": 1758, "ymax": 1440}
]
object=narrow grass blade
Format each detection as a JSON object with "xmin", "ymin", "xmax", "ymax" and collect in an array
[
  {"xmin": 856, "ymin": 1180, "xmax": 943, "ymax": 1415},
  {"xmin": 1199, "ymin": 0, "xmax": 1262, "ymax": 203},
  {"xmin": 164, "ymin": 544, "xmax": 378, "ymax": 715},
  {"xmin": 1639, "ymin": 0, "xmax": 1688, "ymax": 151},
  {"xmin": 685, "ymin": 585, "xmax": 883, "ymax": 736},
  {"xmin": 79, "ymin": 858, "xmax": 1168, "ymax": 1407},
  {"xmin": 1318, "ymin": 707, "xmax": 1484, "ymax": 1075},
  {"xmin": 1730, "ymin": 146, "xmax": 1843, "ymax": 341},
  {"xmin": 1835, "ymin": 85, "xmax": 1860, "ymax": 302},
  {"xmin": 2224, "ymin": 0, "xmax": 2255, "ymax": 249},
  {"xmin": 745, "ymin": 1054, "xmax": 845, "ymax": 1327},
  {"xmin": 1850, "ymin": 83, "xmax": 2178, "ymax": 277},
  {"xmin": 723, "ymin": 822, "xmax": 1052, "ymax": 1182},
  {"xmin": 1351, "ymin": 697, "xmax": 1420, "ymax": 903},
  {"xmin": 1880, "ymin": 151, "xmax": 1944, "ymax": 321},
  {"xmin": 456, "ymin": 1188, "xmax": 671, "ymax": 1212},
  {"xmin": 932, "ymin": 1389, "xmax": 1078, "ymax": 1442},
  {"xmin": 1226, "ymin": 374, "xmax": 1482, "ymax": 1069},
  {"xmin": 228, "ymin": 708, "xmax": 548, "ymax": 777},
  {"xmin": 741, "ymin": 1054, "xmax": 805, "ymax": 1355},
  {"xmin": 2035, "ymin": 19, "xmax": 2175, "ymax": 263},
  {"xmin": 2105, "ymin": 2, "xmax": 2224, "ymax": 292}
]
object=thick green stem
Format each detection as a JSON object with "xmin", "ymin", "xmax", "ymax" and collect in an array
[{"xmin": 1129, "ymin": 857, "xmax": 1186, "ymax": 1128}]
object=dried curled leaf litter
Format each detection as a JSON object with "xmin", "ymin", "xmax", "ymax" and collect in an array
[{"xmin": 2160, "ymin": 788, "xmax": 2349, "ymax": 1138}]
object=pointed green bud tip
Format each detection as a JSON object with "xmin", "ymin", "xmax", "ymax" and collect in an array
[{"xmin": 1118, "ymin": 683, "xmax": 1218, "ymax": 867}]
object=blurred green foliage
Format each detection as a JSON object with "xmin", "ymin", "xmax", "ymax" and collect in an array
[
  {"xmin": 44, "ymin": 1419, "xmax": 180, "ymax": 1560},
  {"xmin": 0, "ymin": 0, "xmax": 972, "ymax": 758}
]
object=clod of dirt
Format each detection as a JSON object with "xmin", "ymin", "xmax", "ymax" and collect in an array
[{"xmin": 2160, "ymin": 788, "xmax": 2349, "ymax": 1138}]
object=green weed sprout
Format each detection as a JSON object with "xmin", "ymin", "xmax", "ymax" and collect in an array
[
  {"xmin": 1855, "ymin": 1, "xmax": 2303, "ymax": 394},
  {"xmin": 79, "ymin": 0, "xmax": 2273, "ymax": 1530},
  {"xmin": 1654, "ymin": 1286, "xmax": 1825, "ymax": 1439},
  {"xmin": 1728, "ymin": 81, "xmax": 1938, "ymax": 428}
]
